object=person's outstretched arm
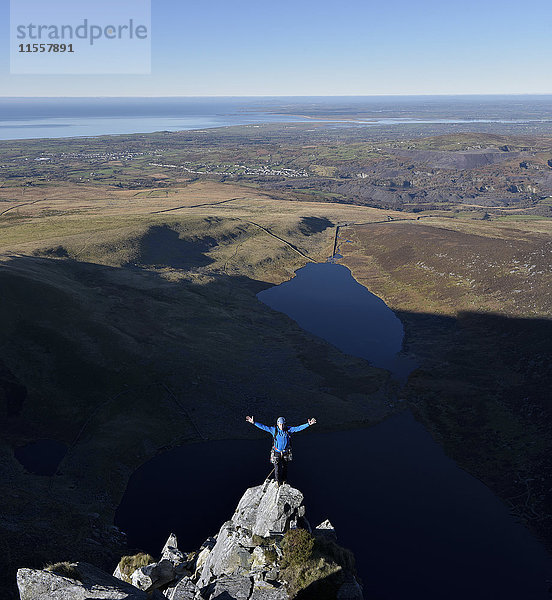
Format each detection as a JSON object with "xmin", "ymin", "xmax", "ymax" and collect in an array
[
  {"xmin": 245, "ymin": 416, "xmax": 275, "ymax": 434},
  {"xmin": 289, "ymin": 417, "xmax": 317, "ymax": 433}
]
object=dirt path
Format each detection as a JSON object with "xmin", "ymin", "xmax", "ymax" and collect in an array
[
  {"xmin": 0, "ymin": 197, "xmax": 44, "ymax": 217},
  {"xmin": 150, "ymin": 197, "xmax": 247, "ymax": 214},
  {"xmin": 241, "ymin": 219, "xmax": 315, "ymax": 262},
  {"xmin": 149, "ymin": 197, "xmax": 316, "ymax": 262}
]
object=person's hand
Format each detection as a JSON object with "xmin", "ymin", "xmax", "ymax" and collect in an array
[
  {"xmin": 246, "ymin": 415, "xmax": 254, "ymax": 424},
  {"xmin": 308, "ymin": 417, "xmax": 317, "ymax": 425}
]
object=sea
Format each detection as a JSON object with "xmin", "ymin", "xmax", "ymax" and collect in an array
[{"xmin": 1, "ymin": 95, "xmax": 552, "ymax": 140}]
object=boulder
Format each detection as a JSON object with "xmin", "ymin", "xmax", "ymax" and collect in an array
[
  {"xmin": 193, "ymin": 537, "xmax": 217, "ymax": 578},
  {"xmin": 197, "ymin": 523, "xmax": 253, "ymax": 587},
  {"xmin": 197, "ymin": 482, "xmax": 307, "ymax": 590},
  {"xmin": 164, "ymin": 575, "xmax": 199, "ymax": 600},
  {"xmin": 262, "ymin": 565, "xmax": 279, "ymax": 582},
  {"xmin": 131, "ymin": 558, "xmax": 175, "ymax": 592},
  {"xmin": 251, "ymin": 546, "xmax": 274, "ymax": 570},
  {"xmin": 17, "ymin": 562, "xmax": 148, "ymax": 600},
  {"xmin": 204, "ymin": 574, "xmax": 252, "ymax": 600},
  {"xmin": 162, "ymin": 533, "xmax": 187, "ymax": 567},
  {"xmin": 232, "ymin": 481, "xmax": 305, "ymax": 537},
  {"xmin": 113, "ymin": 563, "xmax": 125, "ymax": 581},
  {"xmin": 249, "ymin": 581, "xmax": 288, "ymax": 600},
  {"xmin": 194, "ymin": 546, "xmax": 212, "ymax": 578},
  {"xmin": 314, "ymin": 519, "xmax": 337, "ymax": 540}
]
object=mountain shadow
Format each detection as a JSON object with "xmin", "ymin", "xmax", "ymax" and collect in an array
[
  {"xmin": 0, "ymin": 252, "xmax": 392, "ymax": 600},
  {"xmin": 299, "ymin": 216, "xmax": 334, "ymax": 236},
  {"xmin": 1, "ymin": 252, "xmax": 552, "ymax": 598},
  {"xmin": 129, "ymin": 224, "xmax": 217, "ymax": 269},
  {"xmin": 398, "ymin": 308, "xmax": 552, "ymax": 552}
]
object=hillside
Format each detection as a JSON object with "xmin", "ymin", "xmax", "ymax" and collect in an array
[
  {"xmin": 339, "ymin": 218, "xmax": 552, "ymax": 547},
  {"xmin": 0, "ymin": 182, "xmax": 401, "ymax": 598},
  {"xmin": 1, "ymin": 129, "xmax": 551, "ymax": 596}
]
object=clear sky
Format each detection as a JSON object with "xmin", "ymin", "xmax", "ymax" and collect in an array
[{"xmin": 2, "ymin": 0, "xmax": 551, "ymax": 97}]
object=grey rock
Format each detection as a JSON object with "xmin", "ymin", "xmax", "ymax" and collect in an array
[
  {"xmin": 193, "ymin": 536, "xmax": 217, "ymax": 576},
  {"xmin": 162, "ymin": 532, "xmax": 188, "ymax": 569},
  {"xmin": 163, "ymin": 532, "xmax": 179, "ymax": 552},
  {"xmin": 200, "ymin": 537, "xmax": 217, "ymax": 551},
  {"xmin": 197, "ymin": 524, "xmax": 253, "ymax": 587},
  {"xmin": 176, "ymin": 564, "xmax": 193, "ymax": 578},
  {"xmin": 164, "ymin": 575, "xmax": 199, "ymax": 600},
  {"xmin": 205, "ymin": 574, "xmax": 252, "ymax": 600},
  {"xmin": 232, "ymin": 481, "xmax": 305, "ymax": 537},
  {"xmin": 131, "ymin": 558, "xmax": 175, "ymax": 592},
  {"xmin": 197, "ymin": 481, "xmax": 307, "ymax": 589},
  {"xmin": 251, "ymin": 546, "xmax": 273, "ymax": 570},
  {"xmin": 249, "ymin": 581, "xmax": 288, "ymax": 600},
  {"xmin": 314, "ymin": 519, "xmax": 337, "ymax": 540},
  {"xmin": 263, "ymin": 566, "xmax": 279, "ymax": 582},
  {"xmin": 17, "ymin": 562, "xmax": 148, "ymax": 600},
  {"xmin": 113, "ymin": 563, "xmax": 125, "ymax": 581},
  {"xmin": 194, "ymin": 546, "xmax": 212, "ymax": 579}
]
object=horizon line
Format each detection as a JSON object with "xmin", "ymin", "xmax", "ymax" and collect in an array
[{"xmin": 1, "ymin": 93, "xmax": 552, "ymax": 99}]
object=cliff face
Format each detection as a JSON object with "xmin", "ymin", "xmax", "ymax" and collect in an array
[{"xmin": 17, "ymin": 481, "xmax": 362, "ymax": 600}]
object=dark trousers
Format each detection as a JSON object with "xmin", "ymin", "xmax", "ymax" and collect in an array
[{"xmin": 274, "ymin": 453, "xmax": 288, "ymax": 484}]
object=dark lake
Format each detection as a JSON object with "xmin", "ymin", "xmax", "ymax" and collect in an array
[
  {"xmin": 258, "ymin": 262, "xmax": 417, "ymax": 381},
  {"xmin": 13, "ymin": 439, "xmax": 67, "ymax": 475},
  {"xmin": 115, "ymin": 262, "xmax": 552, "ymax": 599}
]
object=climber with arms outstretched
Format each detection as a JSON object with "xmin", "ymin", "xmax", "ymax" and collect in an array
[{"xmin": 245, "ymin": 415, "xmax": 317, "ymax": 486}]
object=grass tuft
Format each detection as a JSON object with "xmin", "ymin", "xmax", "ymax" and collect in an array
[
  {"xmin": 44, "ymin": 561, "xmax": 82, "ymax": 582},
  {"xmin": 117, "ymin": 552, "xmax": 155, "ymax": 583},
  {"xmin": 281, "ymin": 528, "xmax": 314, "ymax": 567},
  {"xmin": 280, "ymin": 530, "xmax": 357, "ymax": 598}
]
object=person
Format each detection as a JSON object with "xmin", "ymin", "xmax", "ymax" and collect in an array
[{"xmin": 245, "ymin": 415, "xmax": 316, "ymax": 486}]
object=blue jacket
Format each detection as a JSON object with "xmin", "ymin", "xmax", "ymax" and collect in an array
[{"xmin": 254, "ymin": 421, "xmax": 310, "ymax": 453}]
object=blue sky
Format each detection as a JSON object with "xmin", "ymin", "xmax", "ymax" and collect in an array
[{"xmin": 2, "ymin": 0, "xmax": 551, "ymax": 96}]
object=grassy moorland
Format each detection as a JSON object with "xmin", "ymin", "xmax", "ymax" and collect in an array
[
  {"xmin": 338, "ymin": 217, "xmax": 552, "ymax": 549},
  {"xmin": 0, "ymin": 178, "xmax": 407, "ymax": 597},
  {"xmin": 1, "ymin": 127, "xmax": 551, "ymax": 596}
]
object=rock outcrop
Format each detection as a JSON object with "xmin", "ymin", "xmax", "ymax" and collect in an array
[
  {"xmin": 17, "ymin": 481, "xmax": 362, "ymax": 600},
  {"xmin": 197, "ymin": 481, "xmax": 307, "ymax": 590},
  {"xmin": 232, "ymin": 481, "xmax": 306, "ymax": 538},
  {"xmin": 131, "ymin": 559, "xmax": 176, "ymax": 593},
  {"xmin": 17, "ymin": 561, "xmax": 148, "ymax": 600}
]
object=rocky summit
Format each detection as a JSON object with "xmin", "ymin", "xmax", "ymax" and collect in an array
[{"xmin": 16, "ymin": 480, "xmax": 362, "ymax": 600}]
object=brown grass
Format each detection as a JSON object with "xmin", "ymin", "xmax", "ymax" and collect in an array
[{"xmin": 117, "ymin": 553, "xmax": 155, "ymax": 583}]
